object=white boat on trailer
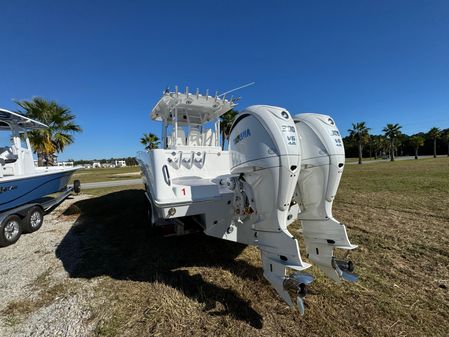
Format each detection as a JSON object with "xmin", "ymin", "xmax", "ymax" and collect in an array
[
  {"xmin": 0, "ymin": 108, "xmax": 80, "ymax": 247},
  {"xmin": 137, "ymin": 87, "xmax": 358, "ymax": 314}
]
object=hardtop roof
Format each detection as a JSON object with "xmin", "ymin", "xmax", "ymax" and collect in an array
[
  {"xmin": 151, "ymin": 89, "xmax": 236, "ymax": 125},
  {"xmin": 0, "ymin": 108, "xmax": 48, "ymax": 131}
]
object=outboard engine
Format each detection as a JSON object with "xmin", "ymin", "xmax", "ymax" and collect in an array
[
  {"xmin": 228, "ymin": 107, "xmax": 358, "ymax": 314},
  {"xmin": 228, "ymin": 105, "xmax": 313, "ymax": 313},
  {"xmin": 293, "ymin": 114, "xmax": 358, "ymax": 282}
]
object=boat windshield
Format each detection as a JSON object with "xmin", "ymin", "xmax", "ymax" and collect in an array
[{"xmin": 0, "ymin": 129, "xmax": 11, "ymax": 148}]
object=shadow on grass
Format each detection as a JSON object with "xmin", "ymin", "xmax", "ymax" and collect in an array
[{"xmin": 55, "ymin": 189, "xmax": 263, "ymax": 328}]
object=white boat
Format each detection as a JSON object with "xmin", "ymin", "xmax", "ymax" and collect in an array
[
  {"xmin": 137, "ymin": 87, "xmax": 357, "ymax": 314},
  {"xmin": 0, "ymin": 108, "xmax": 80, "ymax": 246}
]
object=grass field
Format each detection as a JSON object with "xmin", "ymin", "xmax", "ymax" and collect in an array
[
  {"xmin": 70, "ymin": 166, "xmax": 140, "ymax": 184},
  {"xmin": 40, "ymin": 158, "xmax": 449, "ymax": 336}
]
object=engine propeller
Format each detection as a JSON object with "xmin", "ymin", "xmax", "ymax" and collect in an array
[{"xmin": 283, "ymin": 273, "xmax": 314, "ymax": 315}]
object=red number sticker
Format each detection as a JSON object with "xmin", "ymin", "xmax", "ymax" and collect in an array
[{"xmin": 181, "ymin": 188, "xmax": 186, "ymax": 195}]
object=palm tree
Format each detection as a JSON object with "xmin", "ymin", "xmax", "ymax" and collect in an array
[
  {"xmin": 370, "ymin": 135, "xmax": 384, "ymax": 159},
  {"xmin": 140, "ymin": 133, "xmax": 160, "ymax": 150},
  {"xmin": 409, "ymin": 135, "xmax": 425, "ymax": 159},
  {"xmin": 428, "ymin": 127, "xmax": 441, "ymax": 158},
  {"xmin": 383, "ymin": 123, "xmax": 402, "ymax": 161},
  {"xmin": 219, "ymin": 109, "xmax": 238, "ymax": 150},
  {"xmin": 15, "ymin": 97, "xmax": 82, "ymax": 166},
  {"xmin": 379, "ymin": 136, "xmax": 389, "ymax": 158},
  {"xmin": 443, "ymin": 130, "xmax": 449, "ymax": 157},
  {"xmin": 396, "ymin": 133, "xmax": 409, "ymax": 157},
  {"xmin": 348, "ymin": 122, "xmax": 370, "ymax": 164}
]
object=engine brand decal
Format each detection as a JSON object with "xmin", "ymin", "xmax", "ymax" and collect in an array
[
  {"xmin": 282, "ymin": 125, "xmax": 296, "ymax": 133},
  {"xmin": 0, "ymin": 185, "xmax": 18, "ymax": 194},
  {"xmin": 233, "ymin": 128, "xmax": 251, "ymax": 144}
]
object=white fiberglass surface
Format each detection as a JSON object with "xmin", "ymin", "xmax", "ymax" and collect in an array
[
  {"xmin": 142, "ymin": 149, "xmax": 231, "ymax": 205},
  {"xmin": 0, "ymin": 166, "xmax": 77, "ymax": 182}
]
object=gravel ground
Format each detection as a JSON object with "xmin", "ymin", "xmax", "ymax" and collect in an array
[{"xmin": 0, "ymin": 194, "xmax": 97, "ymax": 337}]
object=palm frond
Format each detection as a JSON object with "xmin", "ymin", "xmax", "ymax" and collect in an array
[{"xmin": 15, "ymin": 97, "xmax": 82, "ymax": 162}]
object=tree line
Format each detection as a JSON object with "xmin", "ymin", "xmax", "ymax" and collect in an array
[
  {"xmin": 140, "ymin": 110, "xmax": 449, "ymax": 165},
  {"xmin": 70, "ymin": 157, "xmax": 138, "ymax": 166},
  {"xmin": 346, "ymin": 122, "xmax": 449, "ymax": 164},
  {"xmin": 13, "ymin": 98, "xmax": 447, "ymax": 166}
]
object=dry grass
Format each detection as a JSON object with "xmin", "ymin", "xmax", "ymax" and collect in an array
[
  {"xmin": 53, "ymin": 157, "xmax": 449, "ymax": 336},
  {"xmin": 71, "ymin": 166, "xmax": 140, "ymax": 184},
  {"xmin": 80, "ymin": 184, "xmax": 144, "ymax": 197}
]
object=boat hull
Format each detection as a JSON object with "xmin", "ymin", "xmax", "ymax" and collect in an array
[{"xmin": 0, "ymin": 170, "xmax": 76, "ymax": 212}]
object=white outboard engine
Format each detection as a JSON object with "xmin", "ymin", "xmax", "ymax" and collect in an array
[
  {"xmin": 294, "ymin": 114, "xmax": 357, "ymax": 282},
  {"xmin": 228, "ymin": 106, "xmax": 357, "ymax": 314},
  {"xmin": 228, "ymin": 105, "xmax": 313, "ymax": 313}
]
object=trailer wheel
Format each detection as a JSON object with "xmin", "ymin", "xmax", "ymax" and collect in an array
[
  {"xmin": 0, "ymin": 215, "xmax": 22, "ymax": 247},
  {"xmin": 73, "ymin": 180, "xmax": 81, "ymax": 194},
  {"xmin": 23, "ymin": 206, "xmax": 44, "ymax": 233}
]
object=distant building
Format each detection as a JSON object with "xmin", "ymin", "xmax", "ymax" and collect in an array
[
  {"xmin": 92, "ymin": 162, "xmax": 101, "ymax": 168},
  {"xmin": 57, "ymin": 161, "xmax": 74, "ymax": 167},
  {"xmin": 115, "ymin": 160, "xmax": 127, "ymax": 167},
  {"xmin": 102, "ymin": 163, "xmax": 115, "ymax": 168},
  {"xmin": 83, "ymin": 164, "xmax": 92, "ymax": 169}
]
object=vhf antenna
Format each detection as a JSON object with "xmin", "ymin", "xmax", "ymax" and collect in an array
[{"xmin": 218, "ymin": 82, "xmax": 255, "ymax": 98}]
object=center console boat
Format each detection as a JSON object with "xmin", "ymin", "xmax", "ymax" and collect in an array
[
  {"xmin": 137, "ymin": 87, "xmax": 358, "ymax": 314},
  {"xmin": 0, "ymin": 108, "xmax": 80, "ymax": 246}
]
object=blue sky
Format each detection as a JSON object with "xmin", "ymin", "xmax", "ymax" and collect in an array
[{"xmin": 1, "ymin": 0, "xmax": 448, "ymax": 160}]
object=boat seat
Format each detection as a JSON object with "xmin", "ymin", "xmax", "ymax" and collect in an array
[
  {"xmin": 0, "ymin": 148, "xmax": 18, "ymax": 178},
  {"xmin": 188, "ymin": 128, "xmax": 202, "ymax": 146},
  {"xmin": 0, "ymin": 147, "xmax": 18, "ymax": 164},
  {"xmin": 202, "ymin": 129, "xmax": 215, "ymax": 146}
]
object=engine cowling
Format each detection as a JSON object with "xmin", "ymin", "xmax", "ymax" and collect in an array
[
  {"xmin": 225, "ymin": 107, "xmax": 358, "ymax": 313},
  {"xmin": 228, "ymin": 105, "xmax": 312, "ymax": 310},
  {"xmin": 294, "ymin": 113, "xmax": 358, "ymax": 282}
]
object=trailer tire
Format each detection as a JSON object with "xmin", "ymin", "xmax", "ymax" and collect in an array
[
  {"xmin": 0, "ymin": 215, "xmax": 22, "ymax": 247},
  {"xmin": 73, "ymin": 180, "xmax": 81, "ymax": 194},
  {"xmin": 23, "ymin": 206, "xmax": 44, "ymax": 233}
]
